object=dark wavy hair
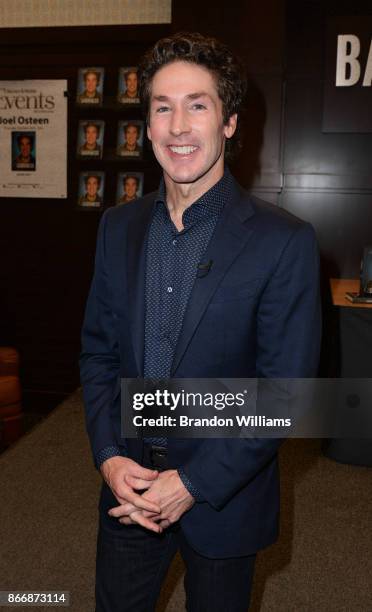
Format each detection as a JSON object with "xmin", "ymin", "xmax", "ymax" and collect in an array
[{"xmin": 138, "ymin": 32, "xmax": 247, "ymax": 160}]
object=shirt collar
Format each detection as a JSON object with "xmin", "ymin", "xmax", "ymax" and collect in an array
[{"xmin": 154, "ymin": 166, "xmax": 233, "ymax": 228}]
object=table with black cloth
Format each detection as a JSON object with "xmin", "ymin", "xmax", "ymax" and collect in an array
[{"xmin": 323, "ymin": 279, "xmax": 372, "ymax": 466}]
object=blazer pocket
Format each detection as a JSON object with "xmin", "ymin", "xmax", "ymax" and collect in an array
[{"xmin": 211, "ymin": 279, "xmax": 262, "ymax": 303}]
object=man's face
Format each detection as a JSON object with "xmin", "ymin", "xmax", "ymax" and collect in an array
[
  {"xmin": 85, "ymin": 72, "xmax": 98, "ymax": 94},
  {"xmin": 85, "ymin": 126, "xmax": 98, "ymax": 145},
  {"xmin": 147, "ymin": 61, "xmax": 236, "ymax": 187},
  {"xmin": 124, "ymin": 177, "xmax": 138, "ymax": 198},
  {"xmin": 19, "ymin": 137, "xmax": 31, "ymax": 158},
  {"xmin": 126, "ymin": 72, "xmax": 138, "ymax": 95},
  {"xmin": 125, "ymin": 125, "xmax": 139, "ymax": 147},
  {"xmin": 86, "ymin": 176, "xmax": 99, "ymax": 197}
]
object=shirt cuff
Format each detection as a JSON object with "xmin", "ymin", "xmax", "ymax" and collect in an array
[
  {"xmin": 178, "ymin": 467, "xmax": 204, "ymax": 502},
  {"xmin": 95, "ymin": 445, "xmax": 127, "ymax": 469}
]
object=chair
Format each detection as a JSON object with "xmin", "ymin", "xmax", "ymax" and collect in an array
[{"xmin": 0, "ymin": 347, "xmax": 23, "ymax": 447}]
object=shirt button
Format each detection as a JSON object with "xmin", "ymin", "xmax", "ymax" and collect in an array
[
  {"xmin": 172, "ymin": 239, "xmax": 177, "ymax": 245},
  {"xmin": 167, "ymin": 286, "xmax": 173, "ymax": 293}
]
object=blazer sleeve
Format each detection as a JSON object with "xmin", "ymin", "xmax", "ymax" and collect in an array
[
  {"xmin": 79, "ymin": 210, "xmax": 122, "ymax": 465},
  {"xmin": 180, "ymin": 222, "xmax": 322, "ymax": 510}
]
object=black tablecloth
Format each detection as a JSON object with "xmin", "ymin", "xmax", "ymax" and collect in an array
[{"xmin": 324, "ymin": 307, "xmax": 372, "ymax": 466}]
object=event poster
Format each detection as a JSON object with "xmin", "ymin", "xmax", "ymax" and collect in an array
[{"xmin": 0, "ymin": 80, "xmax": 67, "ymax": 198}]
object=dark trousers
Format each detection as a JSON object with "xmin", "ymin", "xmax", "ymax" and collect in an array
[{"xmin": 95, "ymin": 518, "xmax": 256, "ymax": 612}]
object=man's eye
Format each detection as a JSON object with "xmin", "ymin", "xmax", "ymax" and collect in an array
[
  {"xmin": 156, "ymin": 106, "xmax": 170, "ymax": 113},
  {"xmin": 191, "ymin": 103, "xmax": 206, "ymax": 110}
]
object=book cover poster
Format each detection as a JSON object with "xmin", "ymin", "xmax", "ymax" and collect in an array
[
  {"xmin": 116, "ymin": 172, "xmax": 144, "ymax": 205},
  {"xmin": 76, "ymin": 68, "xmax": 104, "ymax": 106},
  {"xmin": 77, "ymin": 171, "xmax": 105, "ymax": 209},
  {"xmin": 116, "ymin": 120, "xmax": 144, "ymax": 158},
  {"xmin": 117, "ymin": 67, "xmax": 140, "ymax": 105},
  {"xmin": 77, "ymin": 120, "xmax": 105, "ymax": 159},
  {"xmin": 0, "ymin": 80, "xmax": 67, "ymax": 198}
]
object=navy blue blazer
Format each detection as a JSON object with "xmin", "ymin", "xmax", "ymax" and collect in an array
[{"xmin": 80, "ymin": 176, "xmax": 321, "ymax": 558}]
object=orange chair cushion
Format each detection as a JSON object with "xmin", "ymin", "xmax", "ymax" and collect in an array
[
  {"xmin": 0, "ymin": 376, "xmax": 22, "ymax": 408},
  {"xmin": 0, "ymin": 347, "xmax": 20, "ymax": 376}
]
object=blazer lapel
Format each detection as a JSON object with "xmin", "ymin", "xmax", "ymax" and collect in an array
[
  {"xmin": 171, "ymin": 184, "xmax": 256, "ymax": 375},
  {"xmin": 126, "ymin": 194, "xmax": 155, "ymax": 376}
]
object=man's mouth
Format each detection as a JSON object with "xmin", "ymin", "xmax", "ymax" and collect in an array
[{"xmin": 168, "ymin": 145, "xmax": 198, "ymax": 155}]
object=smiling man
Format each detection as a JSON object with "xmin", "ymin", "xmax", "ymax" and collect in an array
[{"xmin": 80, "ymin": 33, "xmax": 321, "ymax": 611}]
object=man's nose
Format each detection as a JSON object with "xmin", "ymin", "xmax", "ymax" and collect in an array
[{"xmin": 169, "ymin": 108, "xmax": 191, "ymax": 136}]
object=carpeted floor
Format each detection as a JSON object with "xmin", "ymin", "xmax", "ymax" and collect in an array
[{"xmin": 0, "ymin": 390, "xmax": 371, "ymax": 611}]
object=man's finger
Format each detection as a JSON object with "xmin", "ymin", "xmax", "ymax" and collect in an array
[
  {"xmin": 142, "ymin": 511, "xmax": 162, "ymax": 520},
  {"xmin": 121, "ymin": 510, "xmax": 163, "ymax": 533},
  {"xmin": 131, "ymin": 466, "xmax": 159, "ymax": 481},
  {"xmin": 108, "ymin": 503, "xmax": 164, "ymax": 525},
  {"xmin": 112, "ymin": 492, "xmax": 132, "ymax": 506},
  {"xmin": 120, "ymin": 516, "xmax": 134, "ymax": 525},
  {"xmin": 109, "ymin": 493, "xmax": 160, "ymax": 516},
  {"xmin": 111, "ymin": 483, "xmax": 160, "ymax": 513},
  {"xmin": 108, "ymin": 502, "xmax": 136, "ymax": 517},
  {"xmin": 126, "ymin": 490, "xmax": 161, "ymax": 513},
  {"xmin": 124, "ymin": 474, "xmax": 156, "ymax": 490}
]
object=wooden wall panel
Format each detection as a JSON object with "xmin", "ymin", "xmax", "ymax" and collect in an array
[
  {"xmin": 173, "ymin": 0, "xmax": 286, "ymax": 195},
  {"xmin": 283, "ymin": 0, "xmax": 372, "ymax": 283},
  {"xmin": 281, "ymin": 191, "xmax": 372, "ymax": 277}
]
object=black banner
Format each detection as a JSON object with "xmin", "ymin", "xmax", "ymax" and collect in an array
[{"xmin": 323, "ymin": 16, "xmax": 372, "ymax": 132}]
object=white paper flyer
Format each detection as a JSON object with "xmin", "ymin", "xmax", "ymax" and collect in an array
[{"xmin": 0, "ymin": 80, "xmax": 67, "ymax": 198}]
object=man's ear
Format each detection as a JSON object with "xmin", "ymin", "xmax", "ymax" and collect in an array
[
  {"xmin": 224, "ymin": 113, "xmax": 237, "ymax": 139},
  {"xmin": 147, "ymin": 122, "xmax": 152, "ymax": 142}
]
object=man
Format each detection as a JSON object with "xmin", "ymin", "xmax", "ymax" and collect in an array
[
  {"xmin": 13, "ymin": 133, "xmax": 35, "ymax": 170},
  {"xmin": 80, "ymin": 32, "xmax": 321, "ymax": 611},
  {"xmin": 78, "ymin": 174, "xmax": 102, "ymax": 207},
  {"xmin": 78, "ymin": 122, "xmax": 102, "ymax": 157},
  {"xmin": 117, "ymin": 122, "xmax": 142, "ymax": 157},
  {"xmin": 118, "ymin": 68, "xmax": 140, "ymax": 104},
  {"xmin": 77, "ymin": 69, "xmax": 102, "ymax": 104},
  {"xmin": 118, "ymin": 174, "xmax": 140, "ymax": 204}
]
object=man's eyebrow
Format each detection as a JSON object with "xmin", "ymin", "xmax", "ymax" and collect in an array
[
  {"xmin": 152, "ymin": 95, "xmax": 170, "ymax": 102},
  {"xmin": 186, "ymin": 92, "xmax": 209, "ymax": 100},
  {"xmin": 151, "ymin": 92, "xmax": 210, "ymax": 102}
]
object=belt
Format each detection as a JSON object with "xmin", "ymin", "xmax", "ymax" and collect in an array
[{"xmin": 142, "ymin": 443, "xmax": 168, "ymax": 472}]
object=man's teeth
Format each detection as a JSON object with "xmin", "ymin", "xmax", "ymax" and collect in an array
[{"xmin": 169, "ymin": 145, "xmax": 197, "ymax": 154}]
